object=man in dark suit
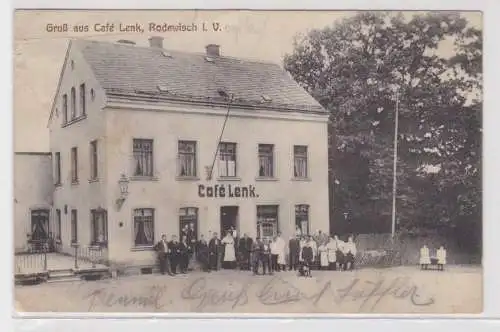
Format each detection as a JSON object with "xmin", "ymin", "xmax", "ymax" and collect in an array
[
  {"xmin": 179, "ymin": 235, "xmax": 190, "ymax": 274},
  {"xmin": 208, "ymin": 232, "xmax": 220, "ymax": 271},
  {"xmin": 168, "ymin": 235, "xmax": 181, "ymax": 274},
  {"xmin": 288, "ymin": 235, "xmax": 300, "ymax": 271},
  {"xmin": 251, "ymin": 237, "xmax": 263, "ymax": 275},
  {"xmin": 154, "ymin": 234, "xmax": 173, "ymax": 275},
  {"xmin": 238, "ymin": 233, "xmax": 253, "ymax": 270},
  {"xmin": 197, "ymin": 234, "xmax": 209, "ymax": 272}
]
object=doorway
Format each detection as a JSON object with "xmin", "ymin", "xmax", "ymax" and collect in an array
[
  {"xmin": 30, "ymin": 209, "xmax": 50, "ymax": 252},
  {"xmin": 220, "ymin": 206, "xmax": 239, "ymax": 237}
]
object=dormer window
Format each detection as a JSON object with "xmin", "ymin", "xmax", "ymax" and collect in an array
[
  {"xmin": 161, "ymin": 51, "xmax": 172, "ymax": 58},
  {"xmin": 204, "ymin": 56, "xmax": 215, "ymax": 63},
  {"xmin": 261, "ymin": 94, "xmax": 272, "ymax": 103},
  {"xmin": 157, "ymin": 85, "xmax": 169, "ymax": 93}
]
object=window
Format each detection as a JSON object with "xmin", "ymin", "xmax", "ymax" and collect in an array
[
  {"xmin": 62, "ymin": 94, "xmax": 68, "ymax": 124},
  {"xmin": 294, "ymin": 145, "xmax": 308, "ymax": 178},
  {"xmin": 257, "ymin": 205, "xmax": 279, "ymax": 240},
  {"xmin": 71, "ymin": 147, "xmax": 78, "ymax": 183},
  {"xmin": 218, "ymin": 142, "xmax": 237, "ymax": 177},
  {"xmin": 54, "ymin": 152, "xmax": 61, "ymax": 185},
  {"xmin": 179, "ymin": 207, "xmax": 198, "ymax": 242},
  {"xmin": 71, "ymin": 209, "xmax": 78, "ymax": 244},
  {"xmin": 70, "ymin": 87, "xmax": 76, "ymax": 119},
  {"xmin": 295, "ymin": 204, "xmax": 310, "ymax": 236},
  {"xmin": 133, "ymin": 139, "xmax": 154, "ymax": 177},
  {"xmin": 91, "ymin": 209, "xmax": 108, "ymax": 246},
  {"xmin": 90, "ymin": 140, "xmax": 98, "ymax": 180},
  {"xmin": 177, "ymin": 141, "xmax": 197, "ymax": 177},
  {"xmin": 258, "ymin": 144, "xmax": 274, "ymax": 177},
  {"xmin": 134, "ymin": 208, "xmax": 155, "ymax": 246},
  {"xmin": 80, "ymin": 83, "xmax": 86, "ymax": 116},
  {"xmin": 55, "ymin": 209, "xmax": 61, "ymax": 241}
]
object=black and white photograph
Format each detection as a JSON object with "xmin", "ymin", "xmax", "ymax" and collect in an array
[{"xmin": 13, "ymin": 9, "xmax": 482, "ymax": 314}]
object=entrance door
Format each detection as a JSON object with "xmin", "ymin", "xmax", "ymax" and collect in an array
[
  {"xmin": 30, "ymin": 209, "xmax": 50, "ymax": 242},
  {"xmin": 220, "ymin": 206, "xmax": 239, "ymax": 237}
]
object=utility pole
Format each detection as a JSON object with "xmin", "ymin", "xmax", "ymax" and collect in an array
[{"xmin": 391, "ymin": 89, "xmax": 400, "ymax": 239}]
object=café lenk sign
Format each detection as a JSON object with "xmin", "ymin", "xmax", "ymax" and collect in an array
[{"xmin": 198, "ymin": 184, "xmax": 259, "ymax": 198}]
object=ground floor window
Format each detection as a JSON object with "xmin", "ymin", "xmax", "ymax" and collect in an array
[
  {"xmin": 179, "ymin": 207, "xmax": 198, "ymax": 244},
  {"xmin": 55, "ymin": 209, "xmax": 61, "ymax": 241},
  {"xmin": 91, "ymin": 209, "xmax": 108, "ymax": 246},
  {"xmin": 295, "ymin": 204, "xmax": 310, "ymax": 236},
  {"xmin": 257, "ymin": 205, "xmax": 279, "ymax": 241},
  {"xmin": 134, "ymin": 208, "xmax": 154, "ymax": 246},
  {"xmin": 71, "ymin": 209, "xmax": 78, "ymax": 244}
]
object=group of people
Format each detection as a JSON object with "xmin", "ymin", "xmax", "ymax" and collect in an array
[
  {"xmin": 419, "ymin": 245, "xmax": 447, "ymax": 271},
  {"xmin": 154, "ymin": 228, "xmax": 359, "ymax": 276}
]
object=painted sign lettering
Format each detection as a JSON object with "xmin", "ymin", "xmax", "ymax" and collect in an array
[{"xmin": 198, "ymin": 184, "xmax": 259, "ymax": 198}]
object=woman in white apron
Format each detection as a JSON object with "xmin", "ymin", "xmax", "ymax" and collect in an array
[
  {"xmin": 326, "ymin": 236, "xmax": 337, "ymax": 270},
  {"xmin": 318, "ymin": 241, "xmax": 329, "ymax": 270},
  {"xmin": 419, "ymin": 245, "xmax": 431, "ymax": 270},
  {"xmin": 221, "ymin": 231, "xmax": 236, "ymax": 269},
  {"xmin": 299, "ymin": 236, "xmax": 307, "ymax": 262},
  {"xmin": 437, "ymin": 246, "xmax": 446, "ymax": 271}
]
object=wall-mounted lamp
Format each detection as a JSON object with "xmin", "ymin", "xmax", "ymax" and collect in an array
[{"xmin": 115, "ymin": 174, "xmax": 129, "ymax": 210}]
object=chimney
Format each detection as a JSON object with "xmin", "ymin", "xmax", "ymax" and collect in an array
[
  {"xmin": 149, "ymin": 36, "xmax": 164, "ymax": 48},
  {"xmin": 205, "ymin": 44, "xmax": 220, "ymax": 57}
]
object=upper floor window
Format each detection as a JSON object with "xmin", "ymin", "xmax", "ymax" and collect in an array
[
  {"xmin": 133, "ymin": 139, "xmax": 154, "ymax": 177},
  {"xmin": 79, "ymin": 83, "xmax": 86, "ymax": 116},
  {"xmin": 90, "ymin": 140, "xmax": 98, "ymax": 180},
  {"xmin": 218, "ymin": 142, "xmax": 237, "ymax": 177},
  {"xmin": 294, "ymin": 145, "xmax": 308, "ymax": 178},
  {"xmin": 71, "ymin": 147, "xmax": 78, "ymax": 183},
  {"xmin": 62, "ymin": 94, "xmax": 68, "ymax": 124},
  {"xmin": 54, "ymin": 152, "xmax": 61, "ymax": 185},
  {"xmin": 258, "ymin": 144, "xmax": 274, "ymax": 177},
  {"xmin": 178, "ymin": 140, "xmax": 197, "ymax": 177},
  {"xmin": 70, "ymin": 87, "xmax": 76, "ymax": 119}
]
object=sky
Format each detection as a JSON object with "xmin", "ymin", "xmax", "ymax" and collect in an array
[{"xmin": 13, "ymin": 10, "xmax": 482, "ymax": 152}]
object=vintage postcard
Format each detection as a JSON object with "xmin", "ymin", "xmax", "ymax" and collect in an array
[{"xmin": 13, "ymin": 9, "xmax": 482, "ymax": 314}]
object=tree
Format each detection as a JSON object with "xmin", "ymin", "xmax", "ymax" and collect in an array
[{"xmin": 284, "ymin": 12, "xmax": 482, "ymax": 251}]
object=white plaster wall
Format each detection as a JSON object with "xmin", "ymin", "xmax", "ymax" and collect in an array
[
  {"xmin": 48, "ymin": 42, "xmax": 108, "ymax": 255},
  {"xmin": 104, "ymin": 103, "xmax": 329, "ymax": 264}
]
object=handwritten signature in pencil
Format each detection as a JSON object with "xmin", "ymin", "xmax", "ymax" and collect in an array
[{"xmin": 180, "ymin": 275, "xmax": 435, "ymax": 312}]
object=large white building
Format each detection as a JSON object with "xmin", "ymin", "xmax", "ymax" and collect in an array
[{"xmin": 19, "ymin": 37, "xmax": 330, "ymax": 267}]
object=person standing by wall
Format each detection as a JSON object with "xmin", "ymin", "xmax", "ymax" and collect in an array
[
  {"xmin": 275, "ymin": 232, "xmax": 287, "ymax": 272},
  {"xmin": 168, "ymin": 235, "xmax": 181, "ymax": 275},
  {"xmin": 270, "ymin": 236, "xmax": 279, "ymax": 272},
  {"xmin": 288, "ymin": 235, "xmax": 300, "ymax": 271},
  {"xmin": 154, "ymin": 234, "xmax": 173, "ymax": 275},
  {"xmin": 252, "ymin": 237, "xmax": 263, "ymax": 275},
  {"xmin": 197, "ymin": 234, "xmax": 209, "ymax": 272},
  {"xmin": 208, "ymin": 232, "xmax": 220, "ymax": 271}
]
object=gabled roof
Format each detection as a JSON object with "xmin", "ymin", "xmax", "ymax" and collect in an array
[{"xmin": 72, "ymin": 39, "xmax": 326, "ymax": 114}]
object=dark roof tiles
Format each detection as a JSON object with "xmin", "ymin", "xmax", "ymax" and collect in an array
[{"xmin": 73, "ymin": 39, "xmax": 326, "ymax": 113}]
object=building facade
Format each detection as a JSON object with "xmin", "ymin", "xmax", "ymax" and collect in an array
[{"xmin": 44, "ymin": 37, "xmax": 330, "ymax": 266}]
